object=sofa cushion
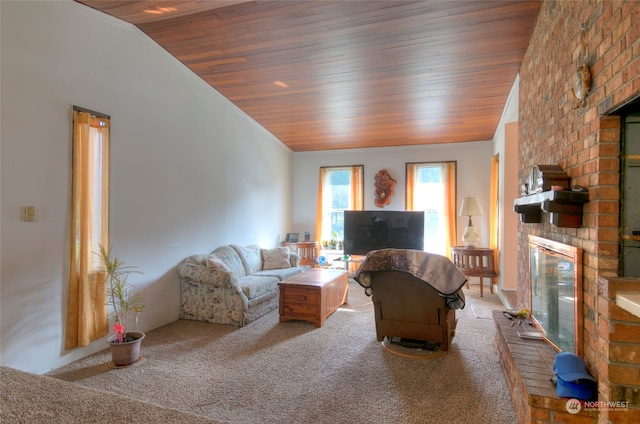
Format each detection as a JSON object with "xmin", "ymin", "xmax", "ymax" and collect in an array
[
  {"xmin": 288, "ymin": 252, "xmax": 301, "ymax": 267},
  {"xmin": 261, "ymin": 247, "xmax": 292, "ymax": 270},
  {"xmin": 254, "ymin": 267, "xmax": 303, "ymax": 281},
  {"xmin": 231, "ymin": 244, "xmax": 262, "ymax": 275},
  {"xmin": 206, "ymin": 254, "xmax": 230, "ymax": 271},
  {"xmin": 238, "ymin": 275, "xmax": 280, "ymax": 300},
  {"xmin": 210, "ymin": 245, "xmax": 246, "ymax": 277}
]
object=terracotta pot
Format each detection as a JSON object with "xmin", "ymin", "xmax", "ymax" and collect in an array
[{"xmin": 107, "ymin": 331, "xmax": 145, "ymax": 366}]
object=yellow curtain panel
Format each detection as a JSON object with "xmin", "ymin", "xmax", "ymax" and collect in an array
[
  {"xmin": 443, "ymin": 162, "xmax": 456, "ymax": 258},
  {"xmin": 315, "ymin": 168, "xmax": 326, "ymax": 244}
]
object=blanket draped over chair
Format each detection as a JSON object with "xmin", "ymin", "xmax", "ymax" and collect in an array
[{"xmin": 354, "ymin": 248, "xmax": 467, "ymax": 309}]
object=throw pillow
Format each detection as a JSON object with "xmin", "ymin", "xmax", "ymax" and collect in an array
[
  {"xmin": 206, "ymin": 254, "xmax": 230, "ymax": 271},
  {"xmin": 262, "ymin": 247, "xmax": 292, "ymax": 270}
]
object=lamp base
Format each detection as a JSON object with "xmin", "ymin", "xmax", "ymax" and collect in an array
[{"xmin": 462, "ymin": 224, "xmax": 479, "ymax": 248}]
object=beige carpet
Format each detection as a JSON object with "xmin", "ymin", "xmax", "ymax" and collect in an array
[
  {"xmin": 0, "ymin": 367, "xmax": 222, "ymax": 423},
  {"xmin": 37, "ymin": 281, "xmax": 512, "ymax": 424}
]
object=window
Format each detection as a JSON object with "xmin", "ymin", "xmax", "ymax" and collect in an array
[
  {"xmin": 315, "ymin": 166, "xmax": 364, "ymax": 244},
  {"xmin": 65, "ymin": 108, "xmax": 110, "ymax": 349},
  {"xmin": 406, "ymin": 162, "xmax": 456, "ymax": 256}
]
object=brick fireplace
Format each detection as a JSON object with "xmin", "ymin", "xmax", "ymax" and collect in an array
[{"xmin": 509, "ymin": 1, "xmax": 640, "ymax": 423}]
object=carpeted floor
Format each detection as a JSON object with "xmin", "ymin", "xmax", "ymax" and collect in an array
[
  {"xmin": 41, "ymin": 281, "xmax": 512, "ymax": 424},
  {"xmin": 0, "ymin": 366, "xmax": 222, "ymax": 424}
]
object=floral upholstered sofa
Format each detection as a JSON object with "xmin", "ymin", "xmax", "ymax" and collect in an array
[{"xmin": 177, "ymin": 244, "xmax": 304, "ymax": 326}]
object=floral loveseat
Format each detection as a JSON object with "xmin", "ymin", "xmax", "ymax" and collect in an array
[{"xmin": 177, "ymin": 244, "xmax": 304, "ymax": 326}]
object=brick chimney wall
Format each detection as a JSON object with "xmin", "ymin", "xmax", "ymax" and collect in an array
[{"xmin": 516, "ymin": 1, "xmax": 640, "ymax": 422}]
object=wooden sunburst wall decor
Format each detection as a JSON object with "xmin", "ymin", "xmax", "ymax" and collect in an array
[
  {"xmin": 572, "ymin": 24, "xmax": 591, "ymax": 108},
  {"xmin": 374, "ymin": 170, "xmax": 396, "ymax": 208}
]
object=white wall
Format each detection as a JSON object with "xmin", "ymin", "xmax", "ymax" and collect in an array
[
  {"xmin": 1, "ymin": 1, "xmax": 293, "ymax": 374},
  {"xmin": 292, "ymin": 142, "xmax": 493, "ymax": 249}
]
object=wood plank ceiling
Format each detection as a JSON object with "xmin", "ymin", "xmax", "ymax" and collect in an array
[{"xmin": 76, "ymin": 1, "xmax": 541, "ymax": 152}]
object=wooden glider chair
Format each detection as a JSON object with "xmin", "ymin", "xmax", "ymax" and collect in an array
[{"xmin": 354, "ymin": 249, "xmax": 467, "ymax": 351}]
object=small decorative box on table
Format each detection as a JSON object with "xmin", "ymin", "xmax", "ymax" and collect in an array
[{"xmin": 278, "ymin": 268, "xmax": 348, "ymax": 328}]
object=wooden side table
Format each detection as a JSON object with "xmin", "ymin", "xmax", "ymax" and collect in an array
[
  {"xmin": 283, "ymin": 241, "xmax": 319, "ymax": 267},
  {"xmin": 451, "ymin": 246, "xmax": 497, "ymax": 297}
]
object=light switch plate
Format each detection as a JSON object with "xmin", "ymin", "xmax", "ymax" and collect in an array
[{"xmin": 24, "ymin": 206, "xmax": 37, "ymax": 222}]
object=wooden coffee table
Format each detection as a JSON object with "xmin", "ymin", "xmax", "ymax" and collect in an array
[{"xmin": 278, "ymin": 268, "xmax": 349, "ymax": 328}]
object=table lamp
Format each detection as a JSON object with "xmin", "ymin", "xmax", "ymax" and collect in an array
[{"xmin": 459, "ymin": 196, "xmax": 483, "ymax": 248}]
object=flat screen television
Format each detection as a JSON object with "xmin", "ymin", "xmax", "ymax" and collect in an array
[{"xmin": 343, "ymin": 210, "xmax": 425, "ymax": 256}]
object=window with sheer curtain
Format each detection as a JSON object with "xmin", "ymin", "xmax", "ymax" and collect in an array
[
  {"xmin": 65, "ymin": 108, "xmax": 110, "ymax": 349},
  {"xmin": 406, "ymin": 162, "xmax": 456, "ymax": 257},
  {"xmin": 315, "ymin": 166, "xmax": 364, "ymax": 245}
]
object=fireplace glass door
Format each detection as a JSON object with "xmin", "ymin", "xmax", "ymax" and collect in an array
[{"xmin": 529, "ymin": 235, "xmax": 582, "ymax": 355}]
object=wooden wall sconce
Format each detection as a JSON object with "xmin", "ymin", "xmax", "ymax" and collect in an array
[
  {"xmin": 572, "ymin": 24, "xmax": 591, "ymax": 108},
  {"xmin": 374, "ymin": 169, "xmax": 396, "ymax": 208}
]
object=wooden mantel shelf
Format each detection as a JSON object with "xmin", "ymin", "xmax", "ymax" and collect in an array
[{"xmin": 513, "ymin": 190, "xmax": 589, "ymax": 228}]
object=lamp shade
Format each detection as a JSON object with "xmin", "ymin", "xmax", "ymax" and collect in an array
[{"xmin": 459, "ymin": 196, "xmax": 483, "ymax": 217}]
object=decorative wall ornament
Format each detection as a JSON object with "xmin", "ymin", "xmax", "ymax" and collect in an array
[
  {"xmin": 374, "ymin": 169, "xmax": 396, "ymax": 208},
  {"xmin": 572, "ymin": 24, "xmax": 591, "ymax": 108}
]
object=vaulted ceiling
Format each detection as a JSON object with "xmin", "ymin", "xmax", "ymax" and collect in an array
[{"xmin": 76, "ymin": 1, "xmax": 540, "ymax": 152}]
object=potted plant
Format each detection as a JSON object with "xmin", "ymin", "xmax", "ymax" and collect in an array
[
  {"xmin": 98, "ymin": 244, "xmax": 146, "ymax": 367},
  {"xmin": 331, "ymin": 231, "xmax": 338, "ymax": 249}
]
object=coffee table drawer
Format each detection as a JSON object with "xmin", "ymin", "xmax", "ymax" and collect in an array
[{"xmin": 280, "ymin": 287, "xmax": 319, "ymax": 318}]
